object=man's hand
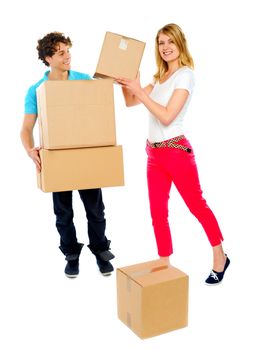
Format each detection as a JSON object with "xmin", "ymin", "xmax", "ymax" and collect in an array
[{"xmin": 27, "ymin": 147, "xmax": 41, "ymax": 172}]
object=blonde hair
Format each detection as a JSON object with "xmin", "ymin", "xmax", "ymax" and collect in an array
[{"xmin": 154, "ymin": 23, "xmax": 194, "ymax": 82}]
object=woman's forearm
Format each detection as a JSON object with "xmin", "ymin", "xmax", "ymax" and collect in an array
[
  {"xmin": 136, "ymin": 88, "xmax": 189, "ymax": 126},
  {"xmin": 121, "ymin": 86, "xmax": 141, "ymax": 107},
  {"xmin": 136, "ymin": 90, "xmax": 174, "ymax": 125}
]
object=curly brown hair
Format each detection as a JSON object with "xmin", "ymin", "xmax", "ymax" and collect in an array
[{"xmin": 37, "ymin": 32, "xmax": 72, "ymax": 66}]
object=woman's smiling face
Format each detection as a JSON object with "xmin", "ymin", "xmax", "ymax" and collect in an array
[{"xmin": 158, "ymin": 33, "xmax": 180, "ymax": 63}]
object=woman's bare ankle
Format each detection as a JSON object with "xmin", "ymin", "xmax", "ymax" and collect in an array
[
  {"xmin": 212, "ymin": 244, "xmax": 226, "ymax": 272},
  {"xmin": 159, "ymin": 256, "xmax": 171, "ymax": 266}
]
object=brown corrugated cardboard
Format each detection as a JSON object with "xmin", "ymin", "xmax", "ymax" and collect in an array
[
  {"xmin": 94, "ymin": 32, "xmax": 145, "ymax": 80},
  {"xmin": 117, "ymin": 260, "xmax": 188, "ymax": 339},
  {"xmin": 36, "ymin": 79, "xmax": 116, "ymax": 149},
  {"xmin": 37, "ymin": 145, "xmax": 124, "ymax": 192}
]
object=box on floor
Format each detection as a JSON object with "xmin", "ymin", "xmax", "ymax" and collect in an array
[{"xmin": 117, "ymin": 259, "xmax": 188, "ymax": 339}]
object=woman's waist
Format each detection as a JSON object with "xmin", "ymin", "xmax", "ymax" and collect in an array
[
  {"xmin": 148, "ymin": 123, "xmax": 185, "ymax": 143},
  {"xmin": 147, "ymin": 135, "xmax": 192, "ymax": 153}
]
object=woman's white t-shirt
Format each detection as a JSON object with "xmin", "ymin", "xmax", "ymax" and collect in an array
[{"xmin": 148, "ymin": 66, "xmax": 195, "ymax": 142}]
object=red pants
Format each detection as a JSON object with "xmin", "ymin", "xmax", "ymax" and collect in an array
[{"xmin": 146, "ymin": 137, "xmax": 223, "ymax": 257}]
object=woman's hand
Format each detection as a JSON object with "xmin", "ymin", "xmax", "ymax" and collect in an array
[
  {"xmin": 116, "ymin": 72, "xmax": 154, "ymax": 107},
  {"xmin": 116, "ymin": 72, "xmax": 143, "ymax": 97}
]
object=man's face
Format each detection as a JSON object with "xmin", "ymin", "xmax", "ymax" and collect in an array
[{"xmin": 45, "ymin": 42, "xmax": 71, "ymax": 71}]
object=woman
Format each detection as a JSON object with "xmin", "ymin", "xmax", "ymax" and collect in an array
[{"xmin": 116, "ymin": 23, "xmax": 230, "ymax": 285}]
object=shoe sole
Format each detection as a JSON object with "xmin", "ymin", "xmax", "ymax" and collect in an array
[
  {"xmin": 205, "ymin": 280, "xmax": 223, "ymax": 286},
  {"xmin": 101, "ymin": 271, "xmax": 112, "ymax": 276},
  {"xmin": 65, "ymin": 273, "xmax": 79, "ymax": 278}
]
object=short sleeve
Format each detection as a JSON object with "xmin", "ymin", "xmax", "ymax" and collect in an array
[
  {"xmin": 174, "ymin": 69, "xmax": 195, "ymax": 94},
  {"xmin": 24, "ymin": 85, "xmax": 37, "ymax": 115},
  {"xmin": 81, "ymin": 73, "xmax": 92, "ymax": 80},
  {"xmin": 69, "ymin": 71, "xmax": 92, "ymax": 80}
]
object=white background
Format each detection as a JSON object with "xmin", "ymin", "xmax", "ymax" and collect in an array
[{"xmin": 1, "ymin": 0, "xmax": 258, "ymax": 348}]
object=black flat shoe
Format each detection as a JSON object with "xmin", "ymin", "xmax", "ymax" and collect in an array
[{"xmin": 205, "ymin": 256, "xmax": 230, "ymax": 285}]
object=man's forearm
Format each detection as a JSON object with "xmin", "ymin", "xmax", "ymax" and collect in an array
[{"xmin": 20, "ymin": 128, "xmax": 35, "ymax": 154}]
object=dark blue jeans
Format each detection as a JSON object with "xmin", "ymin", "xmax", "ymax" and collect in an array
[{"xmin": 52, "ymin": 189, "xmax": 109, "ymax": 256}]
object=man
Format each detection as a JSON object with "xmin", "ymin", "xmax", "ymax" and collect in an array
[{"xmin": 20, "ymin": 32, "xmax": 115, "ymax": 278}]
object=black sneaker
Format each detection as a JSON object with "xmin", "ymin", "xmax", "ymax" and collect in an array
[
  {"xmin": 65, "ymin": 258, "xmax": 79, "ymax": 278},
  {"xmin": 63, "ymin": 243, "xmax": 84, "ymax": 278},
  {"xmin": 96, "ymin": 256, "xmax": 114, "ymax": 276},
  {"xmin": 205, "ymin": 256, "xmax": 230, "ymax": 285}
]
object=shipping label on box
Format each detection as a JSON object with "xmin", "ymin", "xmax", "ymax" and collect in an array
[
  {"xmin": 37, "ymin": 145, "xmax": 124, "ymax": 192},
  {"xmin": 36, "ymin": 79, "xmax": 116, "ymax": 149},
  {"xmin": 117, "ymin": 260, "xmax": 188, "ymax": 339},
  {"xmin": 94, "ymin": 32, "xmax": 145, "ymax": 80}
]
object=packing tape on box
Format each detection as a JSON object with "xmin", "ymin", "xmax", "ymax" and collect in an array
[
  {"xmin": 126, "ymin": 265, "xmax": 169, "ymax": 292},
  {"xmin": 126, "ymin": 312, "xmax": 132, "ymax": 328},
  {"xmin": 119, "ymin": 37, "xmax": 129, "ymax": 50}
]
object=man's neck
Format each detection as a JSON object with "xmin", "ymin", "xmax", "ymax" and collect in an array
[{"xmin": 48, "ymin": 69, "xmax": 69, "ymax": 81}]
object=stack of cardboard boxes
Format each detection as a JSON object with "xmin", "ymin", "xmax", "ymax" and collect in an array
[
  {"xmin": 36, "ymin": 32, "xmax": 146, "ymax": 193},
  {"xmin": 36, "ymin": 79, "xmax": 124, "ymax": 192}
]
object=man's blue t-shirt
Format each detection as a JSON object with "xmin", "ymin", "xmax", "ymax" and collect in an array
[{"xmin": 24, "ymin": 70, "xmax": 92, "ymax": 115}]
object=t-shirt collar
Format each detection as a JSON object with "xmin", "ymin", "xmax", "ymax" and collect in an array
[{"xmin": 43, "ymin": 70, "xmax": 72, "ymax": 80}]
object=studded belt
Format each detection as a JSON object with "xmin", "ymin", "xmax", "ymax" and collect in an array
[{"xmin": 147, "ymin": 135, "xmax": 191, "ymax": 153}]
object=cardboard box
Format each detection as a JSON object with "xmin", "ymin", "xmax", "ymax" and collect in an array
[
  {"xmin": 37, "ymin": 79, "xmax": 116, "ymax": 149},
  {"xmin": 94, "ymin": 32, "xmax": 145, "ymax": 80},
  {"xmin": 37, "ymin": 145, "xmax": 124, "ymax": 192},
  {"xmin": 117, "ymin": 260, "xmax": 188, "ymax": 339}
]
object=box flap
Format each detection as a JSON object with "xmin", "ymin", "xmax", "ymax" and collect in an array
[{"xmin": 117, "ymin": 260, "xmax": 188, "ymax": 287}]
